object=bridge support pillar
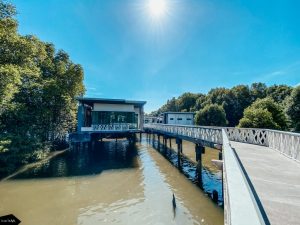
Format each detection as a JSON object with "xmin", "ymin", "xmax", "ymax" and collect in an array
[
  {"xmin": 163, "ymin": 136, "xmax": 167, "ymax": 148},
  {"xmin": 195, "ymin": 143, "xmax": 204, "ymax": 188},
  {"xmin": 176, "ymin": 138, "xmax": 183, "ymax": 170}
]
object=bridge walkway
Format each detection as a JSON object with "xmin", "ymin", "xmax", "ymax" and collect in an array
[{"xmin": 231, "ymin": 141, "xmax": 300, "ymax": 225}]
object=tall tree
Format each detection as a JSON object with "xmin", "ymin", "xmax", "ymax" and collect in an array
[
  {"xmin": 250, "ymin": 82, "xmax": 267, "ymax": 100},
  {"xmin": 0, "ymin": 0, "xmax": 85, "ymax": 158},
  {"xmin": 267, "ymin": 84, "xmax": 293, "ymax": 104},
  {"xmin": 177, "ymin": 92, "xmax": 199, "ymax": 112},
  {"xmin": 286, "ymin": 86, "xmax": 300, "ymax": 131}
]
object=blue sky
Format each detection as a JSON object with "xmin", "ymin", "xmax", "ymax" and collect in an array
[{"xmin": 14, "ymin": 0, "xmax": 300, "ymax": 112}]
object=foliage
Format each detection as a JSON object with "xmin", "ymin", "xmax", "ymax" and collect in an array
[
  {"xmin": 238, "ymin": 108, "xmax": 278, "ymax": 129},
  {"xmin": 238, "ymin": 98, "xmax": 288, "ymax": 130},
  {"xmin": 267, "ymin": 85, "xmax": 293, "ymax": 104},
  {"xmin": 195, "ymin": 104, "xmax": 227, "ymax": 126},
  {"xmin": 153, "ymin": 83, "xmax": 295, "ymax": 130},
  {"xmin": 286, "ymin": 86, "xmax": 300, "ymax": 131},
  {"xmin": 0, "ymin": 0, "xmax": 85, "ymax": 176},
  {"xmin": 250, "ymin": 82, "xmax": 267, "ymax": 100}
]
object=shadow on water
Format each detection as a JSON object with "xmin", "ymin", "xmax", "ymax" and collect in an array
[
  {"xmin": 149, "ymin": 138, "xmax": 223, "ymax": 205},
  {"xmin": 11, "ymin": 140, "xmax": 139, "ymax": 179}
]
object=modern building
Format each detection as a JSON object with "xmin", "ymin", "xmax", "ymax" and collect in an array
[
  {"xmin": 76, "ymin": 97, "xmax": 146, "ymax": 133},
  {"xmin": 162, "ymin": 112, "xmax": 195, "ymax": 125}
]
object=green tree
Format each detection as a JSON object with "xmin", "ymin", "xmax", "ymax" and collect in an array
[
  {"xmin": 238, "ymin": 108, "xmax": 278, "ymax": 129},
  {"xmin": 238, "ymin": 98, "xmax": 288, "ymax": 130},
  {"xmin": 191, "ymin": 94, "xmax": 206, "ymax": 111},
  {"xmin": 286, "ymin": 86, "xmax": 300, "ymax": 131},
  {"xmin": 195, "ymin": 104, "xmax": 227, "ymax": 126},
  {"xmin": 267, "ymin": 84, "xmax": 293, "ymax": 104},
  {"xmin": 0, "ymin": 0, "xmax": 85, "ymax": 175},
  {"xmin": 250, "ymin": 82, "xmax": 267, "ymax": 100},
  {"xmin": 177, "ymin": 92, "xmax": 199, "ymax": 112}
]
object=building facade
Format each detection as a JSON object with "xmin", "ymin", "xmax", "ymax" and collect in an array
[
  {"xmin": 162, "ymin": 112, "xmax": 195, "ymax": 125},
  {"xmin": 77, "ymin": 98, "xmax": 146, "ymax": 132}
]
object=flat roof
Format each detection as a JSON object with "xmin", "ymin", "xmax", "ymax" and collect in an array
[
  {"xmin": 163, "ymin": 112, "xmax": 196, "ymax": 114},
  {"xmin": 77, "ymin": 97, "xmax": 146, "ymax": 106}
]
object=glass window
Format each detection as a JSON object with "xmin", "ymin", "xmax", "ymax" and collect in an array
[
  {"xmin": 92, "ymin": 111, "xmax": 136, "ymax": 124},
  {"xmin": 177, "ymin": 118, "xmax": 182, "ymax": 120},
  {"xmin": 170, "ymin": 118, "xmax": 174, "ymax": 120}
]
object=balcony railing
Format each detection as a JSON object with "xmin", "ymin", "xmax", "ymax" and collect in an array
[{"xmin": 81, "ymin": 123, "xmax": 138, "ymax": 132}]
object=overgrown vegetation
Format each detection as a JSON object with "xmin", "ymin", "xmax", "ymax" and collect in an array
[
  {"xmin": 0, "ymin": 1, "xmax": 85, "ymax": 177},
  {"xmin": 151, "ymin": 83, "xmax": 299, "ymax": 131}
]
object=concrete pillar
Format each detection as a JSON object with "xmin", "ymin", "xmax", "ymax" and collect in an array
[
  {"xmin": 176, "ymin": 138, "xmax": 182, "ymax": 170},
  {"xmin": 219, "ymin": 151, "xmax": 222, "ymax": 160},
  {"xmin": 195, "ymin": 144, "xmax": 203, "ymax": 188},
  {"xmin": 77, "ymin": 103, "xmax": 84, "ymax": 132},
  {"xmin": 212, "ymin": 190, "xmax": 219, "ymax": 203}
]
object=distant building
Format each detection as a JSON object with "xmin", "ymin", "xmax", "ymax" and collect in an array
[
  {"xmin": 76, "ymin": 97, "xmax": 146, "ymax": 132},
  {"xmin": 162, "ymin": 112, "xmax": 195, "ymax": 125},
  {"xmin": 144, "ymin": 116, "xmax": 158, "ymax": 124}
]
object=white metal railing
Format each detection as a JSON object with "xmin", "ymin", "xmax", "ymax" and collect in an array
[
  {"xmin": 224, "ymin": 127, "xmax": 300, "ymax": 162},
  {"xmin": 81, "ymin": 123, "xmax": 138, "ymax": 132},
  {"xmin": 225, "ymin": 127, "xmax": 268, "ymax": 146},
  {"xmin": 267, "ymin": 130, "xmax": 300, "ymax": 162},
  {"xmin": 222, "ymin": 129, "xmax": 266, "ymax": 225},
  {"xmin": 144, "ymin": 124, "xmax": 300, "ymax": 162},
  {"xmin": 144, "ymin": 123, "xmax": 222, "ymax": 144}
]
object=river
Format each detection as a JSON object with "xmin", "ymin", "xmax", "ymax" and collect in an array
[{"xmin": 0, "ymin": 135, "xmax": 224, "ymax": 225}]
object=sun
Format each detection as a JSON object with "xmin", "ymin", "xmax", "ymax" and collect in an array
[{"xmin": 147, "ymin": 0, "xmax": 168, "ymax": 19}]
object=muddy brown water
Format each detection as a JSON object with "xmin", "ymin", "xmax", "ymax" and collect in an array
[{"xmin": 0, "ymin": 135, "xmax": 224, "ymax": 225}]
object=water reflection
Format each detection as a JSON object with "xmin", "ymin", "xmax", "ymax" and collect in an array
[
  {"xmin": 148, "ymin": 136, "xmax": 223, "ymax": 204},
  {"xmin": 0, "ymin": 136, "xmax": 223, "ymax": 225},
  {"xmin": 13, "ymin": 140, "xmax": 139, "ymax": 179}
]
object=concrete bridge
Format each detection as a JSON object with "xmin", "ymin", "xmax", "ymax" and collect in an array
[{"xmin": 144, "ymin": 124, "xmax": 300, "ymax": 225}]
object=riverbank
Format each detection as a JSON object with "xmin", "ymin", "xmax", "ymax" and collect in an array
[{"xmin": 0, "ymin": 148, "xmax": 69, "ymax": 181}]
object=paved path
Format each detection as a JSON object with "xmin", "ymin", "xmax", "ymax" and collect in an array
[{"xmin": 231, "ymin": 141, "xmax": 300, "ymax": 225}]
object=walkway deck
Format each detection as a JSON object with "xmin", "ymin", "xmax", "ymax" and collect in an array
[{"xmin": 231, "ymin": 141, "xmax": 300, "ymax": 225}]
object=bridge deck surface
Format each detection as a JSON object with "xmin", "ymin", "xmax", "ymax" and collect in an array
[{"xmin": 231, "ymin": 141, "xmax": 300, "ymax": 225}]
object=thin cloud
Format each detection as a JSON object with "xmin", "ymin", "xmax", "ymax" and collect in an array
[{"xmin": 253, "ymin": 61, "xmax": 300, "ymax": 83}]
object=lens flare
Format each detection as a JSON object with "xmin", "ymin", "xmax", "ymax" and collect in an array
[{"xmin": 147, "ymin": 0, "xmax": 168, "ymax": 19}]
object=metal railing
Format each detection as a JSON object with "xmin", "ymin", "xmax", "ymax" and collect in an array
[
  {"xmin": 144, "ymin": 123, "xmax": 223, "ymax": 144},
  {"xmin": 225, "ymin": 127, "xmax": 268, "ymax": 146},
  {"xmin": 81, "ymin": 123, "xmax": 138, "ymax": 132},
  {"xmin": 267, "ymin": 130, "xmax": 300, "ymax": 162},
  {"xmin": 224, "ymin": 127, "xmax": 300, "ymax": 162},
  {"xmin": 144, "ymin": 124, "xmax": 300, "ymax": 162}
]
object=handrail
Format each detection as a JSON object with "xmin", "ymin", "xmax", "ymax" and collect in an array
[
  {"xmin": 222, "ymin": 129, "xmax": 266, "ymax": 225},
  {"xmin": 144, "ymin": 123, "xmax": 300, "ymax": 162},
  {"xmin": 81, "ymin": 123, "xmax": 138, "ymax": 132},
  {"xmin": 144, "ymin": 123, "xmax": 222, "ymax": 144}
]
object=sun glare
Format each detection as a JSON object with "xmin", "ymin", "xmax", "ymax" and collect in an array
[{"xmin": 147, "ymin": 0, "xmax": 168, "ymax": 19}]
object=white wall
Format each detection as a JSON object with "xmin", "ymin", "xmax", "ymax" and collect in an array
[
  {"xmin": 166, "ymin": 113, "xmax": 194, "ymax": 125},
  {"xmin": 93, "ymin": 103, "xmax": 134, "ymax": 112}
]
